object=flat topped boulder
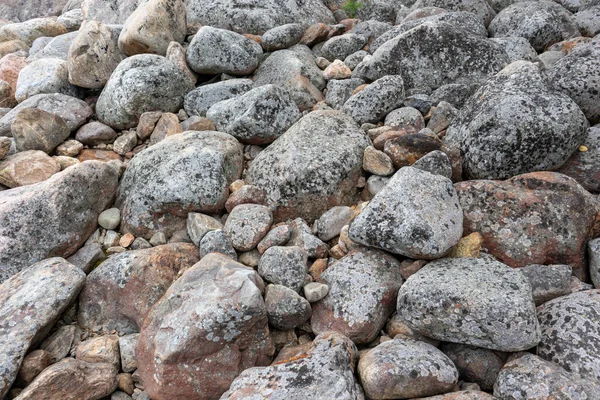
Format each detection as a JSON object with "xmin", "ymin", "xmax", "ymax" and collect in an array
[{"xmin": 246, "ymin": 110, "xmax": 371, "ymax": 223}]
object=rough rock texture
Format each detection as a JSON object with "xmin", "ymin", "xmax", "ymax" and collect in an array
[
  {"xmin": 78, "ymin": 243, "xmax": 200, "ymax": 334},
  {"xmin": 0, "ymin": 161, "xmax": 118, "ymax": 281},
  {"xmin": 206, "ymin": 84, "xmax": 299, "ymax": 145},
  {"xmin": 185, "ymin": 0, "xmax": 335, "ymax": 35},
  {"xmin": 11, "ymin": 108, "xmax": 70, "ymax": 154},
  {"xmin": 409, "ymin": 0, "xmax": 497, "ymax": 26},
  {"xmin": 354, "ymin": 21, "xmax": 509, "ymax": 90},
  {"xmin": 265, "ymin": 284, "xmax": 312, "ymax": 330},
  {"xmin": 588, "ymin": 238, "xmax": 600, "ymax": 288},
  {"xmin": 96, "ymin": 54, "xmax": 194, "ymax": 130},
  {"xmin": 0, "ymin": 258, "xmax": 85, "ymax": 399},
  {"xmin": 489, "ymin": 1, "xmax": 580, "ymax": 52},
  {"xmin": 311, "ymin": 248, "xmax": 404, "ymax": 344},
  {"xmin": 350, "ymin": 166, "xmax": 463, "ymax": 259},
  {"xmin": 0, "ymin": 150, "xmax": 60, "ymax": 188},
  {"xmin": 221, "ymin": 332, "xmax": 363, "ymax": 399},
  {"xmin": 184, "ymin": 79, "xmax": 253, "ymax": 117},
  {"xmin": 397, "ymin": 257, "xmax": 540, "ymax": 351},
  {"xmin": 136, "ymin": 253, "xmax": 274, "ymax": 400},
  {"xmin": 342, "ymin": 75, "xmax": 405, "ymax": 125},
  {"xmin": 558, "ymin": 125, "xmax": 600, "ymax": 192},
  {"xmin": 440, "ymin": 343, "xmax": 506, "ymax": 391},
  {"xmin": 546, "ymin": 39, "xmax": 600, "ymax": 124},
  {"xmin": 223, "ymin": 204, "xmax": 272, "ymax": 251},
  {"xmin": 455, "ymin": 171, "xmax": 599, "ymax": 280},
  {"xmin": 358, "ymin": 338, "xmax": 459, "ymax": 399},
  {"xmin": 0, "ymin": 54, "xmax": 27, "ymax": 108},
  {"xmin": 520, "ymin": 264, "xmax": 572, "ymax": 305},
  {"xmin": 258, "ymin": 246, "xmax": 307, "ymax": 293},
  {"xmin": 246, "ymin": 110, "xmax": 370, "ymax": 223},
  {"xmin": 537, "ymin": 290, "xmax": 600, "ymax": 382},
  {"xmin": 116, "ymin": 131, "xmax": 243, "ymax": 238},
  {"xmin": 15, "ymin": 58, "xmax": 82, "ymax": 102},
  {"xmin": 0, "ymin": 0, "xmax": 69, "ymax": 23},
  {"xmin": 446, "ymin": 61, "xmax": 588, "ymax": 179},
  {"xmin": 261, "ymin": 23, "xmax": 305, "ymax": 51},
  {"xmin": 81, "ymin": 0, "xmax": 146, "ymax": 24}
]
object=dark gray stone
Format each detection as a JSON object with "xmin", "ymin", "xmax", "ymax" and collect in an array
[
  {"xmin": 316, "ymin": 206, "xmax": 354, "ymax": 242},
  {"xmin": 199, "ymin": 229, "xmax": 238, "ymax": 260},
  {"xmin": 412, "ymin": 150, "xmax": 453, "ymax": 179},
  {"xmin": 574, "ymin": 6, "xmax": 600, "ymax": 36},
  {"xmin": 265, "ymin": 284, "xmax": 312, "ymax": 330},
  {"xmin": 325, "ymin": 78, "xmax": 365, "ymax": 110},
  {"xmin": 558, "ymin": 126, "xmax": 600, "ymax": 192},
  {"xmin": 520, "ymin": 264, "xmax": 572, "ymax": 305},
  {"xmin": 258, "ymin": 246, "xmax": 307, "ymax": 293},
  {"xmin": 441, "ymin": 342, "xmax": 506, "ymax": 391},
  {"xmin": 321, "ymin": 34, "xmax": 368, "ymax": 62},
  {"xmin": 342, "ymin": 75, "xmax": 405, "ymax": 125},
  {"xmin": 430, "ymin": 83, "xmax": 479, "ymax": 108},
  {"xmin": 588, "ymin": 237, "xmax": 600, "ymax": 288}
]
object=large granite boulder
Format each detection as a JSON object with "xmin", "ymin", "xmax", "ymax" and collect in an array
[
  {"xmin": 246, "ymin": 110, "xmax": 370, "ymax": 223},
  {"xmin": 409, "ymin": 0, "xmax": 497, "ymax": 26},
  {"xmin": 0, "ymin": 0, "xmax": 69, "ymax": 23},
  {"xmin": 81, "ymin": 0, "xmax": 146, "ymax": 24},
  {"xmin": 0, "ymin": 161, "xmax": 118, "ymax": 282},
  {"xmin": 184, "ymin": 79, "xmax": 253, "ymax": 117},
  {"xmin": 558, "ymin": 125, "xmax": 600, "ymax": 192},
  {"xmin": 116, "ymin": 131, "xmax": 243, "ymax": 239},
  {"xmin": 136, "ymin": 253, "xmax": 274, "ymax": 400},
  {"xmin": 446, "ymin": 61, "xmax": 588, "ymax": 179}
]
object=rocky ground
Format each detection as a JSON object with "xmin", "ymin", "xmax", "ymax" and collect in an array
[{"xmin": 0, "ymin": 0, "xmax": 599, "ymax": 399}]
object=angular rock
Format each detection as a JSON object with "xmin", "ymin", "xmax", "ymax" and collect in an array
[
  {"xmin": 287, "ymin": 218, "xmax": 329, "ymax": 258},
  {"xmin": 17, "ymin": 349, "xmax": 51, "ymax": 386},
  {"xmin": 207, "ymin": 84, "xmax": 299, "ymax": 145},
  {"xmin": 12, "ymin": 108, "xmax": 70, "ymax": 153},
  {"xmin": 0, "ymin": 161, "xmax": 118, "ymax": 281},
  {"xmin": 15, "ymin": 58, "xmax": 82, "ymax": 102},
  {"xmin": 440, "ymin": 343, "xmax": 506, "ymax": 391},
  {"xmin": 224, "ymin": 184, "xmax": 267, "ymax": 213},
  {"xmin": 412, "ymin": 150, "xmax": 453, "ymax": 179},
  {"xmin": 446, "ymin": 61, "xmax": 588, "ymax": 179},
  {"xmin": 76, "ymin": 335, "xmax": 120, "ymax": 370},
  {"xmin": 520, "ymin": 264, "xmax": 572, "ymax": 305},
  {"xmin": 265, "ymin": 284, "xmax": 312, "ymax": 330},
  {"xmin": 116, "ymin": 131, "xmax": 243, "ymax": 238},
  {"xmin": 342, "ymin": 75, "xmax": 405, "ymax": 125},
  {"xmin": 0, "ymin": 150, "xmax": 60, "ymax": 188},
  {"xmin": 350, "ymin": 166, "xmax": 462, "ymax": 259},
  {"xmin": 39, "ymin": 325, "xmax": 76, "ymax": 363},
  {"xmin": 184, "ymin": 79, "xmax": 253, "ymax": 117},
  {"xmin": 397, "ymin": 257, "xmax": 540, "ymax": 351},
  {"xmin": 455, "ymin": 171, "xmax": 599, "ymax": 279},
  {"xmin": 186, "ymin": 212, "xmax": 223, "ymax": 246},
  {"xmin": 0, "ymin": 258, "xmax": 85, "ymax": 399},
  {"xmin": 118, "ymin": 334, "xmax": 138, "ymax": 373},
  {"xmin": 136, "ymin": 253, "xmax": 274, "ymax": 400},
  {"xmin": 258, "ymin": 246, "xmax": 307, "ymax": 293},
  {"xmin": 96, "ymin": 54, "xmax": 194, "ymax": 130},
  {"xmin": 246, "ymin": 110, "xmax": 370, "ymax": 222},
  {"xmin": 325, "ymin": 78, "xmax": 365, "ymax": 110},
  {"xmin": 311, "ymin": 248, "xmax": 403, "ymax": 344},
  {"xmin": 358, "ymin": 338, "xmax": 459, "ymax": 399},
  {"xmin": 199, "ymin": 229, "xmax": 238, "ymax": 259},
  {"xmin": 257, "ymin": 225, "xmax": 291, "ymax": 254},
  {"xmin": 223, "ymin": 204, "xmax": 273, "ymax": 251}
]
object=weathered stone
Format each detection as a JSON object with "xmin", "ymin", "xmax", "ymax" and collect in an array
[
  {"xmin": 0, "ymin": 150, "xmax": 60, "ymax": 188},
  {"xmin": 76, "ymin": 335, "xmax": 120, "ymax": 370},
  {"xmin": 0, "ymin": 258, "xmax": 85, "ymax": 399},
  {"xmin": 287, "ymin": 218, "xmax": 329, "ymax": 258},
  {"xmin": 39, "ymin": 325, "xmax": 76, "ymax": 363},
  {"xmin": 261, "ymin": 24, "xmax": 305, "ymax": 51},
  {"xmin": 489, "ymin": 36, "xmax": 539, "ymax": 63},
  {"xmin": 325, "ymin": 78, "xmax": 365, "ymax": 110},
  {"xmin": 258, "ymin": 246, "xmax": 307, "ymax": 293},
  {"xmin": 11, "ymin": 108, "xmax": 70, "ymax": 153},
  {"xmin": 409, "ymin": 0, "xmax": 496, "ymax": 26},
  {"xmin": 225, "ymin": 185, "xmax": 267, "ymax": 213},
  {"xmin": 136, "ymin": 253, "xmax": 274, "ymax": 400},
  {"xmin": 0, "ymin": 54, "xmax": 27, "ymax": 108},
  {"xmin": 75, "ymin": 121, "xmax": 117, "ymax": 146},
  {"xmin": 186, "ymin": 212, "xmax": 222, "ymax": 246},
  {"xmin": 440, "ymin": 343, "xmax": 506, "ymax": 391},
  {"xmin": 199, "ymin": 229, "xmax": 238, "ymax": 259},
  {"xmin": 316, "ymin": 206, "xmax": 355, "ymax": 242},
  {"xmin": 0, "ymin": 0, "xmax": 69, "ymax": 23},
  {"xmin": 223, "ymin": 204, "xmax": 272, "ymax": 251},
  {"xmin": 116, "ymin": 131, "xmax": 243, "ymax": 238},
  {"xmin": 0, "ymin": 18, "xmax": 67, "ymax": 46},
  {"xmin": 574, "ymin": 6, "xmax": 600, "ymax": 36},
  {"xmin": 28, "ymin": 31, "xmax": 77, "ymax": 61},
  {"xmin": 81, "ymin": 0, "xmax": 146, "ymax": 24},
  {"xmin": 118, "ymin": 334, "xmax": 138, "ymax": 373},
  {"xmin": 383, "ymin": 132, "xmax": 442, "ymax": 169},
  {"xmin": 265, "ymin": 284, "xmax": 312, "ymax": 330},
  {"xmin": 0, "ymin": 161, "xmax": 118, "ymax": 281},
  {"xmin": 343, "ymin": 75, "xmax": 405, "ymax": 125},
  {"xmin": 55, "ymin": 139, "xmax": 83, "ymax": 157},
  {"xmin": 558, "ymin": 125, "xmax": 600, "ymax": 192},
  {"xmin": 14, "ymin": 58, "xmax": 82, "ymax": 102},
  {"xmin": 184, "ymin": 79, "xmax": 252, "ymax": 117},
  {"xmin": 520, "ymin": 264, "xmax": 572, "ymax": 305},
  {"xmin": 16, "ymin": 349, "xmax": 51, "ymax": 386},
  {"xmin": 311, "ymin": 248, "xmax": 403, "ymax": 344},
  {"xmin": 412, "ymin": 149, "xmax": 453, "ymax": 179},
  {"xmin": 257, "ymin": 225, "xmax": 291, "ymax": 254},
  {"xmin": 321, "ymin": 34, "xmax": 367, "ymax": 62},
  {"xmin": 303, "ymin": 282, "xmax": 329, "ymax": 302},
  {"xmin": 397, "ymin": 257, "xmax": 540, "ymax": 351}
]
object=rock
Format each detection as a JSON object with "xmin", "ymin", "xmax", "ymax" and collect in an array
[
  {"xmin": 15, "ymin": 58, "xmax": 82, "ymax": 102},
  {"xmin": 409, "ymin": 0, "xmax": 496, "ymax": 26},
  {"xmin": 0, "ymin": 258, "xmax": 85, "ymax": 398},
  {"xmin": 321, "ymin": 34, "xmax": 367, "ymax": 62},
  {"xmin": 98, "ymin": 208, "xmax": 120, "ymax": 230},
  {"xmin": 316, "ymin": 206, "xmax": 355, "ymax": 242},
  {"xmin": 455, "ymin": 171, "xmax": 599, "ymax": 280},
  {"xmin": 0, "ymin": 93, "xmax": 92, "ymax": 137},
  {"xmin": 223, "ymin": 204, "xmax": 272, "ymax": 251},
  {"xmin": 385, "ymin": 106, "xmax": 425, "ymax": 131},
  {"xmin": 261, "ymin": 24, "xmax": 305, "ymax": 51},
  {"xmin": 136, "ymin": 253, "xmax": 274, "ymax": 400},
  {"xmin": 184, "ymin": 79, "xmax": 252, "ymax": 117},
  {"xmin": 199, "ymin": 229, "xmax": 237, "ymax": 259},
  {"xmin": 180, "ymin": 116, "xmax": 215, "ymax": 131},
  {"xmin": 430, "ymin": 83, "xmax": 479, "ymax": 108},
  {"xmin": 76, "ymin": 335, "xmax": 120, "ymax": 370},
  {"xmin": 77, "ymin": 149, "xmax": 122, "ymax": 163},
  {"xmin": 489, "ymin": 1, "xmax": 580, "ymax": 52},
  {"xmin": 0, "ymin": 18, "xmax": 67, "ymax": 46},
  {"xmin": 342, "ymin": 75, "xmax": 405, "ymax": 125},
  {"xmin": 358, "ymin": 338, "xmax": 459, "ymax": 399},
  {"xmin": 257, "ymin": 225, "xmax": 291, "ymax": 254},
  {"xmin": 186, "ymin": 0, "xmax": 335, "ymax": 35},
  {"xmin": 26, "ymin": 31, "xmax": 76, "ymax": 62},
  {"xmin": 265, "ymin": 284, "xmax": 312, "ymax": 330},
  {"xmin": 206, "ymin": 84, "xmax": 299, "ymax": 145},
  {"xmin": 588, "ymin": 237, "xmax": 600, "ymax": 288},
  {"xmin": 520, "ymin": 264, "xmax": 572, "ymax": 305},
  {"xmin": 252, "ymin": 47, "xmax": 325, "ymax": 111},
  {"xmin": 11, "ymin": 108, "xmax": 70, "ymax": 153},
  {"xmin": 403, "ymin": 391, "xmax": 496, "ymax": 400},
  {"xmin": 14, "ymin": 358, "xmax": 117, "ymax": 400},
  {"xmin": 96, "ymin": 54, "xmax": 194, "ymax": 130},
  {"xmin": 303, "ymin": 282, "xmax": 329, "ymax": 302},
  {"xmin": 148, "ymin": 112, "xmax": 182, "ymax": 144},
  {"xmin": 118, "ymin": 334, "xmax": 138, "ymax": 373},
  {"xmin": 287, "ymin": 218, "xmax": 329, "ymax": 258},
  {"xmin": 246, "ymin": 110, "xmax": 370, "ymax": 222},
  {"xmin": 362, "ymin": 145, "xmax": 395, "ymax": 176},
  {"xmin": 354, "ymin": 21, "xmax": 509, "ymax": 90},
  {"xmin": 186, "ymin": 27, "xmax": 262, "ymax": 76},
  {"xmin": 0, "ymin": 0, "xmax": 69, "ymax": 23},
  {"xmin": 325, "ymin": 78, "xmax": 365, "ymax": 110},
  {"xmin": 493, "ymin": 352, "xmax": 593, "ymax": 399},
  {"xmin": 118, "ymin": 0, "xmax": 186, "ymax": 56},
  {"xmin": 349, "ymin": 166, "xmax": 462, "ymax": 259},
  {"xmin": 428, "ymin": 101, "xmax": 457, "ymax": 134},
  {"xmin": 67, "ymin": 20, "xmax": 123, "ymax": 89},
  {"xmin": 0, "ymin": 150, "xmax": 60, "ymax": 188},
  {"xmin": 397, "ymin": 257, "xmax": 540, "ymax": 351},
  {"xmin": 221, "ymin": 332, "xmax": 362, "ymax": 399},
  {"xmin": 0, "ymin": 161, "xmax": 118, "ymax": 281},
  {"xmin": 558, "ymin": 125, "xmax": 600, "ymax": 192},
  {"xmin": 55, "ymin": 140, "xmax": 83, "ymax": 157},
  {"xmin": 440, "ymin": 343, "xmax": 506, "ymax": 391},
  {"xmin": 546, "ymin": 39, "xmax": 600, "ymax": 124},
  {"xmin": 116, "ymin": 131, "xmax": 243, "ymax": 238},
  {"xmin": 0, "ymin": 137, "xmax": 10, "ymax": 160},
  {"xmin": 537, "ymin": 290, "xmax": 600, "ymax": 382},
  {"xmin": 446, "ymin": 61, "xmax": 588, "ymax": 179},
  {"xmin": 412, "ymin": 150, "xmax": 453, "ymax": 179},
  {"xmin": 39, "ymin": 325, "xmax": 76, "ymax": 363},
  {"xmin": 81, "ymin": 0, "xmax": 145, "ymax": 24},
  {"xmin": 258, "ymin": 246, "xmax": 307, "ymax": 293},
  {"xmin": 311, "ymin": 248, "xmax": 404, "ymax": 344},
  {"xmin": 186, "ymin": 212, "xmax": 223, "ymax": 246},
  {"xmin": 574, "ymin": 6, "xmax": 600, "ymax": 36},
  {"xmin": 16, "ymin": 350, "xmax": 51, "ymax": 386},
  {"xmin": 75, "ymin": 121, "xmax": 117, "ymax": 146},
  {"xmin": 224, "ymin": 184, "xmax": 267, "ymax": 213},
  {"xmin": 0, "ymin": 54, "xmax": 27, "ymax": 108},
  {"xmin": 489, "ymin": 36, "xmax": 539, "ymax": 63}
]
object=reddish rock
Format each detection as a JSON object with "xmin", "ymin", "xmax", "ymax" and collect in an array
[
  {"xmin": 384, "ymin": 132, "xmax": 443, "ymax": 168},
  {"xmin": 224, "ymin": 184, "xmax": 267, "ymax": 213},
  {"xmin": 78, "ymin": 243, "xmax": 200, "ymax": 334},
  {"xmin": 77, "ymin": 149, "xmax": 123, "ymax": 162},
  {"xmin": 414, "ymin": 391, "xmax": 497, "ymax": 400},
  {"xmin": 136, "ymin": 253, "xmax": 274, "ymax": 400},
  {"xmin": 0, "ymin": 53, "xmax": 27, "ymax": 107},
  {"xmin": 372, "ymin": 128, "xmax": 410, "ymax": 150},
  {"xmin": 0, "ymin": 150, "xmax": 60, "ymax": 188},
  {"xmin": 76, "ymin": 335, "xmax": 121, "ymax": 370},
  {"xmin": 455, "ymin": 172, "xmax": 600, "ymax": 279},
  {"xmin": 16, "ymin": 350, "xmax": 51, "ymax": 386},
  {"xmin": 300, "ymin": 23, "xmax": 330, "ymax": 46}
]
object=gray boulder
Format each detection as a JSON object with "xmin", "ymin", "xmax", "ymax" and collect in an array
[
  {"xmin": 574, "ymin": 6, "xmax": 600, "ymax": 36},
  {"xmin": 27, "ymin": 31, "xmax": 78, "ymax": 61},
  {"xmin": 325, "ymin": 78, "xmax": 365, "ymax": 110},
  {"xmin": 342, "ymin": 75, "xmax": 405, "ymax": 125},
  {"xmin": 199, "ymin": 229, "xmax": 238, "ymax": 259},
  {"xmin": 15, "ymin": 58, "xmax": 83, "ymax": 102},
  {"xmin": 184, "ymin": 79, "xmax": 253, "ymax": 117},
  {"xmin": 261, "ymin": 23, "xmax": 305, "ymax": 51},
  {"xmin": 0, "ymin": 161, "xmax": 118, "ymax": 282},
  {"xmin": 489, "ymin": 36, "xmax": 539, "ymax": 62},
  {"xmin": 397, "ymin": 257, "xmax": 541, "ymax": 351},
  {"xmin": 537, "ymin": 290, "xmax": 600, "ymax": 382},
  {"xmin": 446, "ymin": 61, "xmax": 588, "ymax": 179},
  {"xmin": 186, "ymin": 26, "xmax": 263, "ymax": 76},
  {"xmin": 440, "ymin": 343, "xmax": 506, "ymax": 391},
  {"xmin": 311, "ymin": 248, "xmax": 404, "ymax": 344},
  {"xmin": 520, "ymin": 264, "xmax": 572, "ymax": 305},
  {"xmin": 258, "ymin": 246, "xmax": 307, "ymax": 293},
  {"xmin": 116, "ymin": 131, "xmax": 243, "ymax": 239},
  {"xmin": 246, "ymin": 110, "xmax": 371, "ymax": 223},
  {"xmin": 558, "ymin": 125, "xmax": 600, "ymax": 192},
  {"xmin": 223, "ymin": 204, "xmax": 272, "ymax": 251},
  {"xmin": 409, "ymin": 0, "xmax": 497, "ymax": 26},
  {"xmin": 206, "ymin": 84, "xmax": 299, "ymax": 144},
  {"xmin": 349, "ymin": 166, "xmax": 462, "ymax": 259},
  {"xmin": 489, "ymin": 1, "xmax": 580, "ymax": 52},
  {"xmin": 265, "ymin": 284, "xmax": 312, "ymax": 330},
  {"xmin": 0, "ymin": 0, "xmax": 69, "ymax": 23},
  {"xmin": 412, "ymin": 150, "xmax": 453, "ymax": 179},
  {"xmin": 321, "ymin": 34, "xmax": 368, "ymax": 62},
  {"xmin": 96, "ymin": 54, "xmax": 194, "ymax": 130},
  {"xmin": 81, "ymin": 0, "xmax": 145, "ymax": 24}
]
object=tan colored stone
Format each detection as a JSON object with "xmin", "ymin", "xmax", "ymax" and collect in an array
[
  {"xmin": 181, "ymin": 115, "xmax": 216, "ymax": 131},
  {"xmin": 117, "ymin": 373, "xmax": 135, "ymax": 395},
  {"xmin": 76, "ymin": 335, "xmax": 120, "ymax": 370},
  {"xmin": 0, "ymin": 18, "xmax": 66, "ymax": 46},
  {"xmin": 166, "ymin": 41, "xmax": 197, "ymax": 85},
  {"xmin": 300, "ymin": 23, "xmax": 329, "ymax": 46},
  {"xmin": 0, "ymin": 40, "xmax": 28, "ymax": 58},
  {"xmin": 11, "ymin": 108, "xmax": 70, "ymax": 154},
  {"xmin": 0, "ymin": 150, "xmax": 60, "ymax": 188},
  {"xmin": 77, "ymin": 149, "xmax": 123, "ymax": 162},
  {"xmin": 448, "ymin": 232, "xmax": 484, "ymax": 258},
  {"xmin": 149, "ymin": 112, "xmax": 182, "ymax": 144},
  {"xmin": 136, "ymin": 111, "xmax": 162, "ymax": 139},
  {"xmin": 119, "ymin": 233, "xmax": 135, "ymax": 247},
  {"xmin": 16, "ymin": 350, "xmax": 51, "ymax": 386},
  {"xmin": 399, "ymin": 259, "xmax": 427, "ymax": 280},
  {"xmin": 55, "ymin": 140, "xmax": 83, "ymax": 157},
  {"xmin": 363, "ymin": 145, "xmax": 394, "ymax": 175},
  {"xmin": 54, "ymin": 155, "xmax": 80, "ymax": 170},
  {"xmin": 308, "ymin": 258, "xmax": 328, "ymax": 281},
  {"xmin": 323, "ymin": 59, "xmax": 352, "ymax": 80}
]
